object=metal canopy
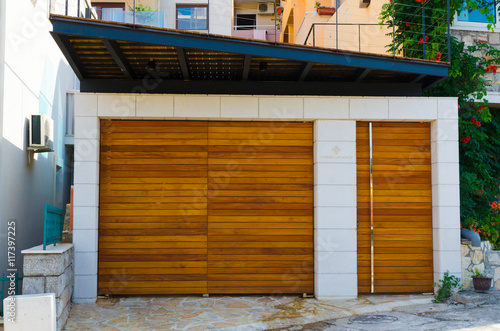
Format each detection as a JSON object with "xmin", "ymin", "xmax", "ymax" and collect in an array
[{"xmin": 50, "ymin": 15, "xmax": 449, "ymax": 96}]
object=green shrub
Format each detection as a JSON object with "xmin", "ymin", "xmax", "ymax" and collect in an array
[{"xmin": 433, "ymin": 271, "xmax": 462, "ymax": 303}]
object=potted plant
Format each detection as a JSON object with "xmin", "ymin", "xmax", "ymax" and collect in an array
[
  {"xmin": 315, "ymin": 1, "xmax": 336, "ymax": 15},
  {"xmin": 472, "ymin": 268, "xmax": 493, "ymax": 293}
]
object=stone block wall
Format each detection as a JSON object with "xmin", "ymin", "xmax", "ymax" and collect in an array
[
  {"xmin": 22, "ymin": 244, "xmax": 74, "ymax": 331},
  {"xmin": 63, "ymin": 203, "xmax": 73, "ymax": 243},
  {"xmin": 486, "ymin": 250, "xmax": 500, "ymax": 290},
  {"xmin": 451, "ymin": 30, "xmax": 500, "ymax": 93},
  {"xmin": 461, "ymin": 240, "xmax": 500, "ymax": 290}
]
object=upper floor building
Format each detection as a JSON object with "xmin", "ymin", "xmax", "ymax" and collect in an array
[{"xmin": 64, "ymin": 0, "xmax": 283, "ymax": 41}]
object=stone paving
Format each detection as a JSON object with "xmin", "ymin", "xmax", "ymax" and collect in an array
[
  {"xmin": 61, "ymin": 294, "xmax": 433, "ymax": 330},
  {"xmin": 277, "ymin": 298, "xmax": 500, "ymax": 330}
]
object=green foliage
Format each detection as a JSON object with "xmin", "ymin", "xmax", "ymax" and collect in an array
[
  {"xmin": 428, "ymin": 40, "xmax": 500, "ymax": 249},
  {"xmin": 378, "ymin": 0, "xmax": 461, "ymax": 61},
  {"xmin": 433, "ymin": 271, "xmax": 462, "ymax": 303},
  {"xmin": 473, "ymin": 267, "xmax": 487, "ymax": 277},
  {"xmin": 379, "ymin": 1, "xmax": 500, "ymax": 249},
  {"xmin": 128, "ymin": 2, "xmax": 154, "ymax": 11},
  {"xmin": 127, "ymin": 1, "xmax": 158, "ymax": 25},
  {"xmin": 315, "ymin": 1, "xmax": 321, "ymax": 8}
]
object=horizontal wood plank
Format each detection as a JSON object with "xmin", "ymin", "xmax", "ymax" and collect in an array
[
  {"xmin": 99, "ymin": 120, "xmax": 313, "ymax": 296},
  {"xmin": 357, "ymin": 122, "xmax": 432, "ymax": 294}
]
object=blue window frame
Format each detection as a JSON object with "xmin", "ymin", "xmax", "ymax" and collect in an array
[
  {"xmin": 176, "ymin": 5, "xmax": 208, "ymax": 30},
  {"xmin": 458, "ymin": 0, "xmax": 496, "ymax": 23}
]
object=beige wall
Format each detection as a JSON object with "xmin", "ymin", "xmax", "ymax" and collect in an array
[{"xmin": 281, "ymin": 0, "xmax": 391, "ymax": 55}]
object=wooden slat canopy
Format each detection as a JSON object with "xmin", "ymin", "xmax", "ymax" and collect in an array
[
  {"xmin": 99, "ymin": 120, "xmax": 314, "ymax": 295},
  {"xmin": 357, "ymin": 122, "xmax": 433, "ymax": 294},
  {"xmin": 50, "ymin": 15, "xmax": 450, "ymax": 95}
]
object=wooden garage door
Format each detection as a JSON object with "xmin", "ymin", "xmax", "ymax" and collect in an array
[
  {"xmin": 357, "ymin": 122, "xmax": 433, "ymax": 294},
  {"xmin": 99, "ymin": 121, "xmax": 209, "ymax": 295},
  {"xmin": 207, "ymin": 122, "xmax": 314, "ymax": 294},
  {"xmin": 98, "ymin": 120, "xmax": 313, "ymax": 295}
]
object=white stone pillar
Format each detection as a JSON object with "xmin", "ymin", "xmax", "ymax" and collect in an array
[
  {"xmin": 314, "ymin": 120, "xmax": 357, "ymax": 299},
  {"xmin": 431, "ymin": 98, "xmax": 461, "ymax": 288},
  {"xmin": 72, "ymin": 94, "xmax": 99, "ymax": 303}
]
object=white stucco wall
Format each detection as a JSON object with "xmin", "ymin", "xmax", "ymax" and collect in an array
[
  {"xmin": 72, "ymin": 93, "xmax": 460, "ymax": 302},
  {"xmin": 160, "ymin": 0, "xmax": 233, "ymax": 35},
  {"xmin": 0, "ymin": 0, "xmax": 75, "ymax": 279}
]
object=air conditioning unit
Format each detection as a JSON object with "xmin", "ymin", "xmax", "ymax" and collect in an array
[
  {"xmin": 29, "ymin": 114, "xmax": 54, "ymax": 152},
  {"xmin": 258, "ymin": 3, "xmax": 275, "ymax": 14}
]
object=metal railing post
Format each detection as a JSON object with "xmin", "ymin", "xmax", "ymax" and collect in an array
[
  {"xmin": 359, "ymin": 24, "xmax": 361, "ymax": 52},
  {"xmin": 78, "ymin": 0, "xmax": 80, "ymax": 17},
  {"xmin": 274, "ymin": 0, "xmax": 277, "ymax": 44},
  {"xmin": 447, "ymin": 0, "xmax": 451, "ymax": 62},
  {"xmin": 313, "ymin": 24, "xmax": 316, "ymax": 47},
  {"xmin": 65, "ymin": 0, "xmax": 68, "ymax": 15},
  {"xmin": 392, "ymin": 0, "xmax": 395, "ymax": 57},
  {"xmin": 336, "ymin": 0, "xmax": 339, "ymax": 50},
  {"xmin": 422, "ymin": 6, "xmax": 426, "ymax": 59},
  {"xmin": 133, "ymin": 0, "xmax": 136, "ymax": 25}
]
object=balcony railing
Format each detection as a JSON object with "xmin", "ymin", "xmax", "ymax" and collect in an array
[
  {"xmin": 304, "ymin": 23, "xmax": 387, "ymax": 54},
  {"xmin": 232, "ymin": 25, "xmax": 279, "ymax": 42},
  {"xmin": 50, "ymin": 0, "xmax": 165, "ymax": 28},
  {"xmin": 302, "ymin": 1, "xmax": 451, "ymax": 62}
]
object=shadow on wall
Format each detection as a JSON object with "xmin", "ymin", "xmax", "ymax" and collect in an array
[{"xmin": 0, "ymin": 58, "xmax": 75, "ymax": 282}]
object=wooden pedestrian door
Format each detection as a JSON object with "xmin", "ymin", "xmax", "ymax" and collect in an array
[
  {"xmin": 356, "ymin": 122, "xmax": 433, "ymax": 294},
  {"xmin": 98, "ymin": 120, "xmax": 314, "ymax": 295}
]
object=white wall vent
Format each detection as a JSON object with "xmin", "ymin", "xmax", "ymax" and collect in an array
[{"xmin": 28, "ymin": 114, "xmax": 54, "ymax": 152}]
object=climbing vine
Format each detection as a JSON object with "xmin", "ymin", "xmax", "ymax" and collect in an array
[{"xmin": 380, "ymin": 0, "xmax": 500, "ymax": 248}]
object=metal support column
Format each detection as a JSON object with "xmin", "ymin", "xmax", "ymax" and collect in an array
[{"xmin": 369, "ymin": 122, "xmax": 375, "ymax": 293}]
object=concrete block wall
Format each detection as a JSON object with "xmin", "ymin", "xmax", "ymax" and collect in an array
[
  {"xmin": 72, "ymin": 93, "xmax": 461, "ymax": 302},
  {"xmin": 487, "ymin": 250, "xmax": 500, "ymax": 290},
  {"xmin": 22, "ymin": 244, "xmax": 74, "ymax": 331},
  {"xmin": 451, "ymin": 29, "xmax": 500, "ymax": 93}
]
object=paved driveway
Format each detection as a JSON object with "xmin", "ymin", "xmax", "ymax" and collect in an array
[{"xmin": 63, "ymin": 294, "xmax": 433, "ymax": 330}]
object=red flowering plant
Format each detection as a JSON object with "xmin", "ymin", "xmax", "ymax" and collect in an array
[
  {"xmin": 486, "ymin": 65, "xmax": 498, "ymax": 73},
  {"xmin": 434, "ymin": 42, "xmax": 500, "ymax": 249},
  {"xmin": 379, "ymin": 0, "xmax": 453, "ymax": 61},
  {"xmin": 469, "ymin": 201, "xmax": 500, "ymax": 246},
  {"xmin": 380, "ymin": 0, "xmax": 500, "ymax": 248}
]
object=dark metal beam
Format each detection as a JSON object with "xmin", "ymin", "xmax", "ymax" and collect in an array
[
  {"xmin": 411, "ymin": 74, "xmax": 426, "ymax": 84},
  {"xmin": 102, "ymin": 39, "xmax": 136, "ymax": 79},
  {"xmin": 423, "ymin": 76, "xmax": 448, "ymax": 90},
  {"xmin": 176, "ymin": 47, "xmax": 190, "ymax": 81},
  {"xmin": 81, "ymin": 79, "xmax": 423, "ymax": 96},
  {"xmin": 50, "ymin": 32, "xmax": 86, "ymax": 81},
  {"xmin": 352, "ymin": 68, "xmax": 371, "ymax": 83},
  {"xmin": 297, "ymin": 62, "xmax": 314, "ymax": 82},
  {"xmin": 50, "ymin": 16, "xmax": 450, "ymax": 77},
  {"xmin": 242, "ymin": 55, "xmax": 251, "ymax": 81}
]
